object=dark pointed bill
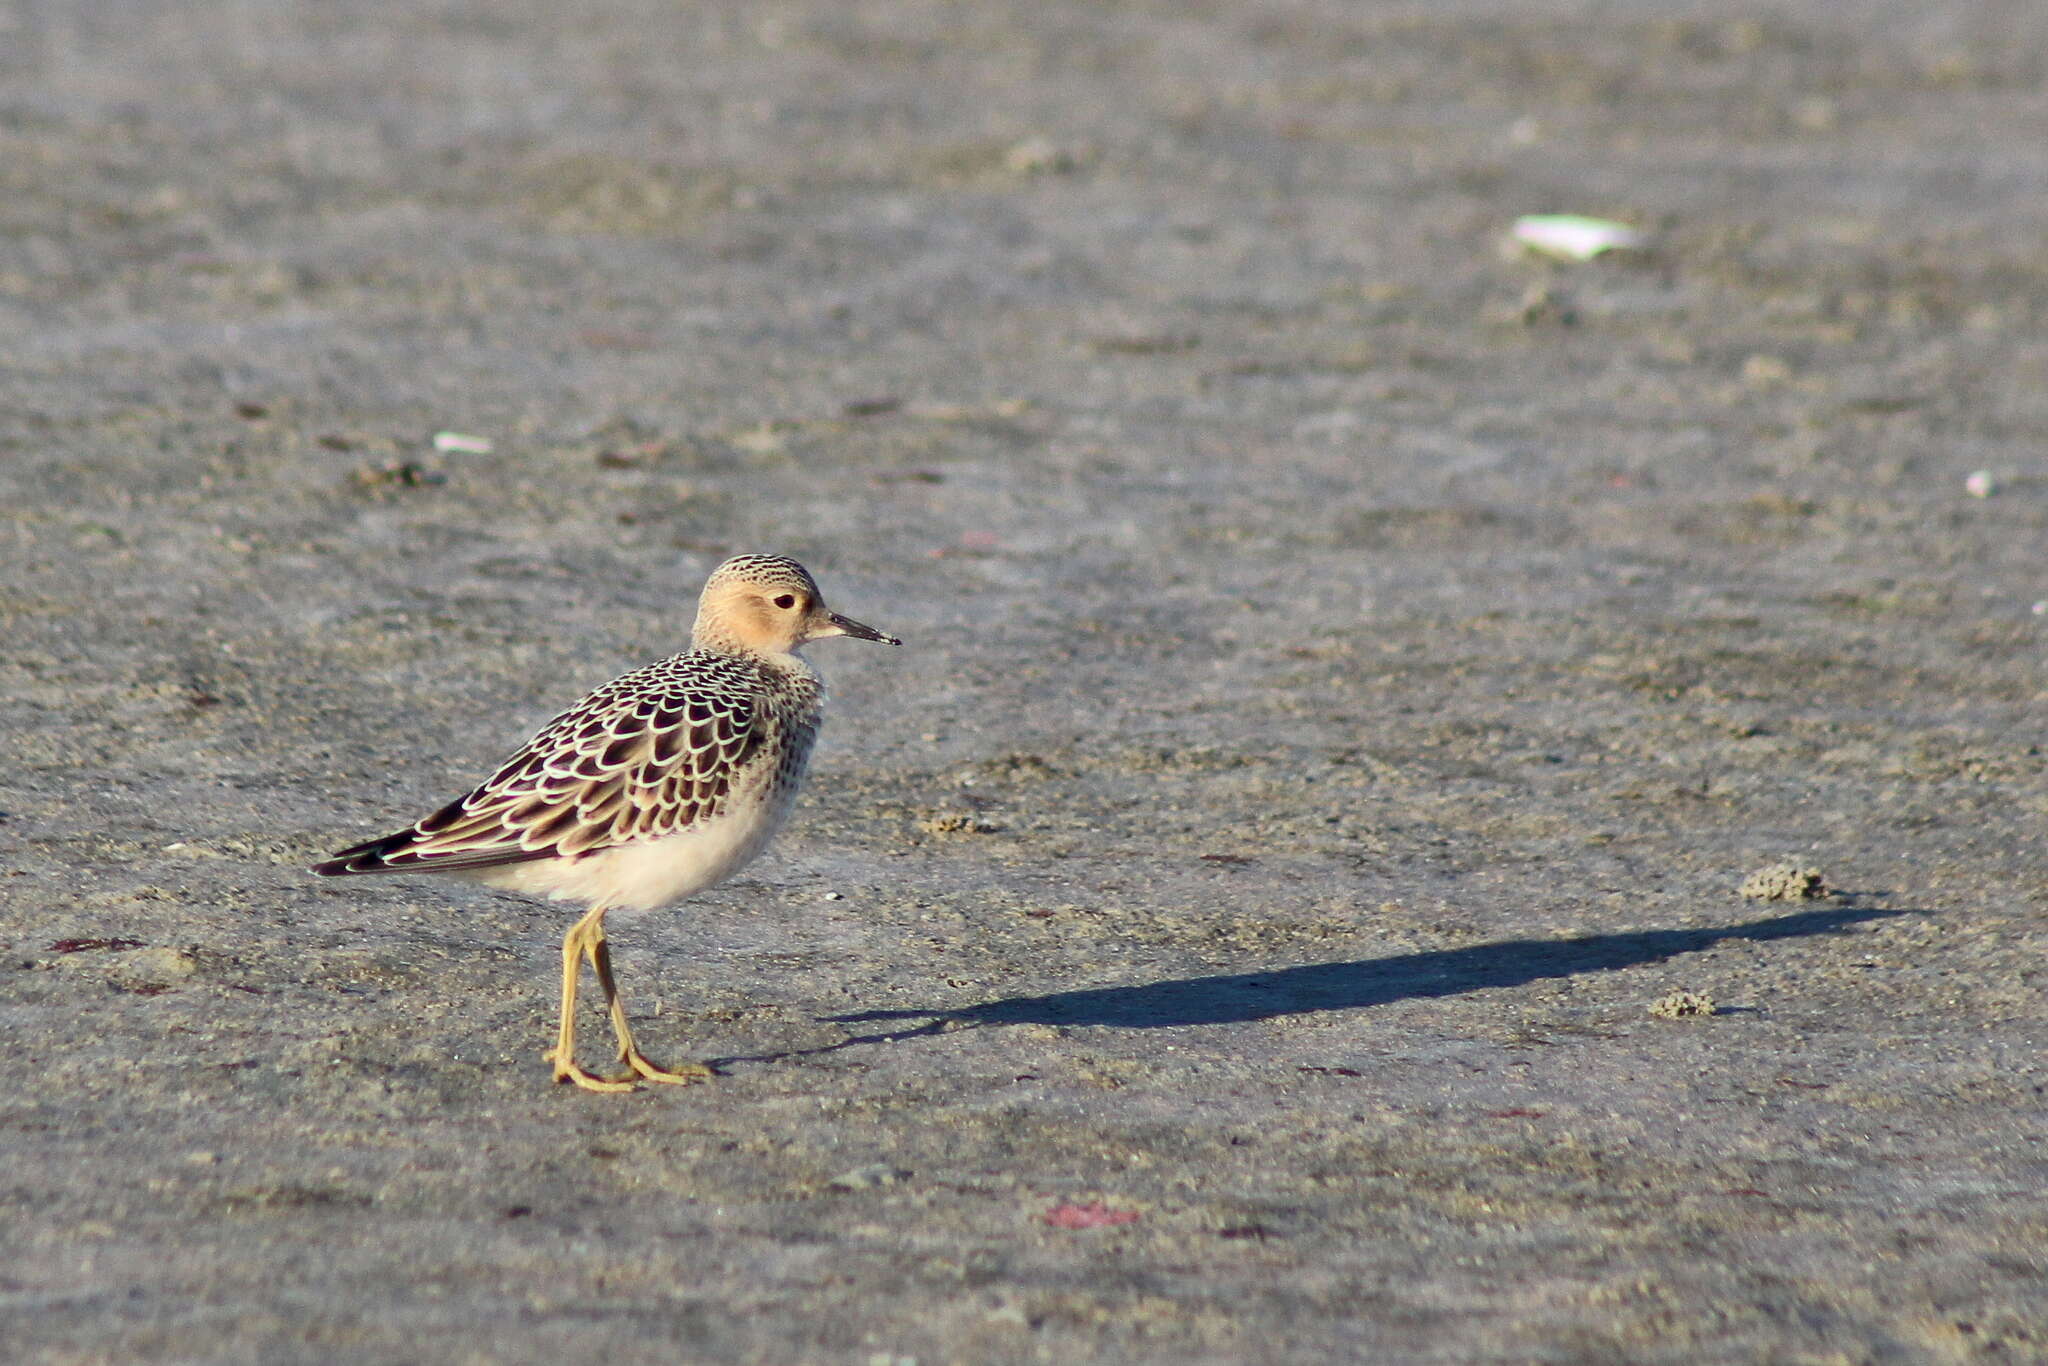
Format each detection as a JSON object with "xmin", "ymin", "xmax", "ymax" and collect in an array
[{"xmin": 828, "ymin": 612, "xmax": 901, "ymax": 645}]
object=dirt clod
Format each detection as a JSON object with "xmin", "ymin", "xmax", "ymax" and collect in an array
[
  {"xmin": 1650, "ymin": 990, "xmax": 1718, "ymax": 1019},
  {"xmin": 1739, "ymin": 863, "xmax": 1829, "ymax": 901}
]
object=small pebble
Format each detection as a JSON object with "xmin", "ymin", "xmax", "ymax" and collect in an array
[
  {"xmin": 1741, "ymin": 353, "xmax": 1792, "ymax": 385},
  {"xmin": 431, "ymin": 431, "xmax": 494, "ymax": 455},
  {"xmin": 1965, "ymin": 470, "xmax": 1997, "ymax": 498},
  {"xmin": 1509, "ymin": 214, "xmax": 1645, "ymax": 262},
  {"xmin": 1006, "ymin": 136, "xmax": 1077, "ymax": 175}
]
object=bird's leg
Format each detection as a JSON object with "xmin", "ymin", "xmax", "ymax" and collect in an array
[
  {"xmin": 588, "ymin": 929, "xmax": 713, "ymax": 1086},
  {"xmin": 544, "ymin": 906, "xmax": 637, "ymax": 1092}
]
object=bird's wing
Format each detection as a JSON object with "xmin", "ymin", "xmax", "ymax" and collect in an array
[{"xmin": 311, "ymin": 654, "xmax": 764, "ymax": 876}]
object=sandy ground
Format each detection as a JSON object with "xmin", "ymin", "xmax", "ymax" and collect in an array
[{"xmin": 3, "ymin": 1, "xmax": 2046, "ymax": 1361}]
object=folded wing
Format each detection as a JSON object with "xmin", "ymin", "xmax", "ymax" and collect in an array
[{"xmin": 311, "ymin": 654, "xmax": 763, "ymax": 877}]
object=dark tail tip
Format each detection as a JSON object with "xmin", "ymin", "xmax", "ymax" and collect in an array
[{"xmin": 309, "ymin": 839, "xmax": 399, "ymax": 877}]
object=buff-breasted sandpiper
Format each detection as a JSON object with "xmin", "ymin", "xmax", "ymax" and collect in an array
[{"xmin": 312, "ymin": 554, "xmax": 899, "ymax": 1092}]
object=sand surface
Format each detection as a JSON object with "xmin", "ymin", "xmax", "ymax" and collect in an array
[{"xmin": 3, "ymin": 1, "xmax": 2045, "ymax": 1360}]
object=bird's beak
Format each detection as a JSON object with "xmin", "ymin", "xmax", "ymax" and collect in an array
[{"xmin": 825, "ymin": 612, "xmax": 901, "ymax": 645}]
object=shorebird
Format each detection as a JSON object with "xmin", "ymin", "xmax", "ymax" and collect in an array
[{"xmin": 312, "ymin": 554, "xmax": 899, "ymax": 1092}]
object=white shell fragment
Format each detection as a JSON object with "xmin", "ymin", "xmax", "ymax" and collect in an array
[
  {"xmin": 431, "ymin": 431, "xmax": 494, "ymax": 455},
  {"xmin": 1511, "ymin": 214, "xmax": 1646, "ymax": 262}
]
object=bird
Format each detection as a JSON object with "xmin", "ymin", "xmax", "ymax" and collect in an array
[{"xmin": 311, "ymin": 553, "xmax": 899, "ymax": 1092}]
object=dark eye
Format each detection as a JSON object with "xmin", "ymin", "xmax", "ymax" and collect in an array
[{"xmin": 773, "ymin": 594, "xmax": 797, "ymax": 610}]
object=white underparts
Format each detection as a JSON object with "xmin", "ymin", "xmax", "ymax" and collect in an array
[{"xmin": 472, "ymin": 781, "xmax": 799, "ymax": 912}]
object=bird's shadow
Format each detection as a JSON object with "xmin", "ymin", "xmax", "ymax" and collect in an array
[{"xmin": 809, "ymin": 904, "xmax": 1908, "ymax": 1042}]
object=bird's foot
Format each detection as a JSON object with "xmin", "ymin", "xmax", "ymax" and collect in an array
[
  {"xmin": 620, "ymin": 1046, "xmax": 713, "ymax": 1086},
  {"xmin": 545, "ymin": 1047, "xmax": 640, "ymax": 1093}
]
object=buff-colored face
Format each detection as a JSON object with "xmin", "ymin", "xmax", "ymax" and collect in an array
[{"xmin": 692, "ymin": 554, "xmax": 899, "ymax": 655}]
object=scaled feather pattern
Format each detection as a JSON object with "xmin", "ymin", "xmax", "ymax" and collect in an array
[{"xmin": 311, "ymin": 652, "xmax": 818, "ymax": 875}]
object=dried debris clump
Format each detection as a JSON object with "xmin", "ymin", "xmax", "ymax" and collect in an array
[
  {"xmin": 1739, "ymin": 862, "xmax": 1828, "ymax": 901},
  {"xmin": 917, "ymin": 812, "xmax": 1000, "ymax": 836},
  {"xmin": 1650, "ymin": 990, "xmax": 1718, "ymax": 1019}
]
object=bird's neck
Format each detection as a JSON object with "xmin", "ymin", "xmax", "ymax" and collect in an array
[{"xmin": 690, "ymin": 628, "xmax": 813, "ymax": 678}]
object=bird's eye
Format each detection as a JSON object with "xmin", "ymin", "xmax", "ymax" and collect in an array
[{"xmin": 773, "ymin": 594, "xmax": 797, "ymax": 610}]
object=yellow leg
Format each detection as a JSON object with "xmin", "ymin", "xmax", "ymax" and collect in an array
[
  {"xmin": 589, "ymin": 931, "xmax": 712, "ymax": 1086},
  {"xmin": 542, "ymin": 907, "xmax": 637, "ymax": 1092}
]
